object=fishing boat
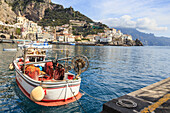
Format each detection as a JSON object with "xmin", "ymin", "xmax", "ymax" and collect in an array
[
  {"xmin": 11, "ymin": 47, "xmax": 89, "ymax": 106},
  {"xmin": 18, "ymin": 41, "xmax": 52, "ymax": 49}
]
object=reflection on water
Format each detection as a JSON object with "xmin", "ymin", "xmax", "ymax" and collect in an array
[{"xmin": 0, "ymin": 44, "xmax": 170, "ymax": 113}]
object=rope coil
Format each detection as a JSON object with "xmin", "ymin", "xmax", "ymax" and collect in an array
[{"xmin": 116, "ymin": 99, "xmax": 137, "ymax": 108}]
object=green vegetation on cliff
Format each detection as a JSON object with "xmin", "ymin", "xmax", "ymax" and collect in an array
[
  {"xmin": 38, "ymin": 7, "xmax": 93, "ymax": 26},
  {"xmin": 72, "ymin": 24, "xmax": 106, "ymax": 37}
]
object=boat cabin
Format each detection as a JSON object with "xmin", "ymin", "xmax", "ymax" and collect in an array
[
  {"xmin": 26, "ymin": 49, "xmax": 46, "ymax": 65},
  {"xmin": 16, "ymin": 49, "xmax": 75, "ymax": 82}
]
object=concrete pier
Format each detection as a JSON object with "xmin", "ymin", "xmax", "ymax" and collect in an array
[{"xmin": 101, "ymin": 77, "xmax": 170, "ymax": 113}]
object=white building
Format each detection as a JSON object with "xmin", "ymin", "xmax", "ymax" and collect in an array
[
  {"xmin": 38, "ymin": 32, "xmax": 54, "ymax": 41},
  {"xmin": 85, "ymin": 35, "xmax": 97, "ymax": 42},
  {"xmin": 16, "ymin": 16, "xmax": 42, "ymax": 39},
  {"xmin": 56, "ymin": 35, "xmax": 65, "ymax": 42},
  {"xmin": 122, "ymin": 34, "xmax": 132, "ymax": 41},
  {"xmin": 100, "ymin": 36, "xmax": 112, "ymax": 43}
]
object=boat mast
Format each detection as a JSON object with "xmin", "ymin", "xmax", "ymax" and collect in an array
[
  {"xmin": 23, "ymin": 47, "xmax": 27, "ymax": 74},
  {"xmin": 66, "ymin": 49, "xmax": 69, "ymax": 73}
]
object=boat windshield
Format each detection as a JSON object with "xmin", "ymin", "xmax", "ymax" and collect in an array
[
  {"xmin": 37, "ymin": 57, "xmax": 44, "ymax": 62},
  {"xmin": 28, "ymin": 56, "xmax": 45, "ymax": 62},
  {"xmin": 29, "ymin": 57, "xmax": 36, "ymax": 62}
]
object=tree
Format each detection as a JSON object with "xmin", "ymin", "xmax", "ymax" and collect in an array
[
  {"xmin": 16, "ymin": 28, "xmax": 21, "ymax": 35},
  {"xmin": 10, "ymin": 32, "xmax": 14, "ymax": 39}
]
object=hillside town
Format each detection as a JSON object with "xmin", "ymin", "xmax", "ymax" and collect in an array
[{"xmin": 0, "ymin": 15, "xmax": 141, "ymax": 46}]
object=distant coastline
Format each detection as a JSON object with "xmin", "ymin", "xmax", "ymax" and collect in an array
[
  {"xmin": 0, "ymin": 39, "xmax": 143, "ymax": 46},
  {"xmin": 48, "ymin": 40, "xmax": 143, "ymax": 46}
]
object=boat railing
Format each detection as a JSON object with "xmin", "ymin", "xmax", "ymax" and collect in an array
[{"xmin": 19, "ymin": 57, "xmax": 72, "ymax": 66}]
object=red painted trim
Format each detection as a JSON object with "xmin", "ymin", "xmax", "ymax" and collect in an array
[
  {"xmin": 16, "ymin": 78, "xmax": 31, "ymax": 97},
  {"xmin": 41, "ymin": 96, "xmax": 75, "ymax": 102},
  {"xmin": 46, "ymin": 84, "xmax": 80, "ymax": 90},
  {"xmin": 69, "ymin": 84, "xmax": 80, "ymax": 87},
  {"xmin": 44, "ymin": 89, "xmax": 47, "ymax": 95},
  {"xmin": 37, "ymin": 92, "xmax": 82, "ymax": 106}
]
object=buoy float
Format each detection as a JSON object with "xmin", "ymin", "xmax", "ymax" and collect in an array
[
  {"xmin": 9, "ymin": 63, "xmax": 14, "ymax": 70},
  {"xmin": 30, "ymin": 86, "xmax": 45, "ymax": 102}
]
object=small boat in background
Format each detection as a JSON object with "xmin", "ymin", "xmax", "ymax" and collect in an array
[
  {"xmin": 12, "ymin": 48, "xmax": 89, "ymax": 106},
  {"xmin": 68, "ymin": 42, "xmax": 76, "ymax": 45},
  {"xmin": 18, "ymin": 41, "xmax": 52, "ymax": 49},
  {"xmin": 3, "ymin": 48, "xmax": 17, "ymax": 51}
]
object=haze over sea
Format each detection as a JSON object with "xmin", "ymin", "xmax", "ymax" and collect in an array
[{"xmin": 0, "ymin": 43, "xmax": 170, "ymax": 113}]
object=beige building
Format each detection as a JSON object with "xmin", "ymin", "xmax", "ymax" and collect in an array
[
  {"xmin": 85, "ymin": 35, "xmax": 97, "ymax": 42},
  {"xmin": 74, "ymin": 35, "xmax": 83, "ymax": 41},
  {"xmin": 17, "ymin": 16, "xmax": 28, "ymax": 25},
  {"xmin": 70, "ymin": 20, "xmax": 86, "ymax": 26},
  {"xmin": 37, "ymin": 32, "xmax": 54, "ymax": 41},
  {"xmin": 111, "ymin": 28, "xmax": 117, "ymax": 34}
]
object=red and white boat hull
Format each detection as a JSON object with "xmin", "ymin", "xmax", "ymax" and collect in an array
[{"xmin": 14, "ymin": 62, "xmax": 82, "ymax": 106}]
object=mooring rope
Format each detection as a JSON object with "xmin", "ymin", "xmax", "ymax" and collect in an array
[
  {"xmin": 66, "ymin": 81, "xmax": 87, "ymax": 113},
  {"xmin": 80, "ymin": 89, "xmax": 108, "ymax": 102}
]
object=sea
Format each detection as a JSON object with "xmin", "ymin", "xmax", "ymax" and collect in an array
[{"xmin": 0, "ymin": 43, "xmax": 170, "ymax": 113}]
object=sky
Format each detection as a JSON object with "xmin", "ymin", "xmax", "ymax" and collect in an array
[{"xmin": 52, "ymin": 0, "xmax": 170, "ymax": 37}]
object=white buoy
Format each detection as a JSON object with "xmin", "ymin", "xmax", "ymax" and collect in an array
[
  {"xmin": 9, "ymin": 63, "xmax": 14, "ymax": 70},
  {"xmin": 30, "ymin": 86, "xmax": 45, "ymax": 102}
]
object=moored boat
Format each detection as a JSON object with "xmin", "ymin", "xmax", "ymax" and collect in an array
[
  {"xmin": 68, "ymin": 42, "xmax": 76, "ymax": 45},
  {"xmin": 3, "ymin": 48, "xmax": 17, "ymax": 51},
  {"xmin": 18, "ymin": 41, "xmax": 52, "ymax": 49},
  {"xmin": 12, "ymin": 48, "xmax": 89, "ymax": 106}
]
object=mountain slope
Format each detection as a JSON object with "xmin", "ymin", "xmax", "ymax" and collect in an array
[
  {"xmin": 11, "ymin": 0, "xmax": 55, "ymax": 22},
  {"xmin": 115, "ymin": 28, "xmax": 170, "ymax": 46},
  {"xmin": 5, "ymin": 0, "xmax": 93, "ymax": 26},
  {"xmin": 38, "ymin": 6, "xmax": 93, "ymax": 26},
  {"xmin": 0, "ymin": 0, "xmax": 16, "ymax": 24}
]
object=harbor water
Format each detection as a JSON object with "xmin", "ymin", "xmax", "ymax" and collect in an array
[{"xmin": 0, "ymin": 43, "xmax": 170, "ymax": 113}]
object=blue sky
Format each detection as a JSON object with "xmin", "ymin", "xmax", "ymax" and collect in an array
[{"xmin": 52, "ymin": 0, "xmax": 170, "ymax": 37}]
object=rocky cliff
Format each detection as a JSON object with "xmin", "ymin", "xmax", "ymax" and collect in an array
[
  {"xmin": 0, "ymin": 0, "xmax": 93, "ymax": 26},
  {"xmin": 11, "ymin": 0, "xmax": 52, "ymax": 22},
  {"xmin": 0, "ymin": 0, "xmax": 16, "ymax": 24}
]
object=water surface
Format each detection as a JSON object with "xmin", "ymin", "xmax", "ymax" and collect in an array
[{"xmin": 0, "ymin": 43, "xmax": 170, "ymax": 113}]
